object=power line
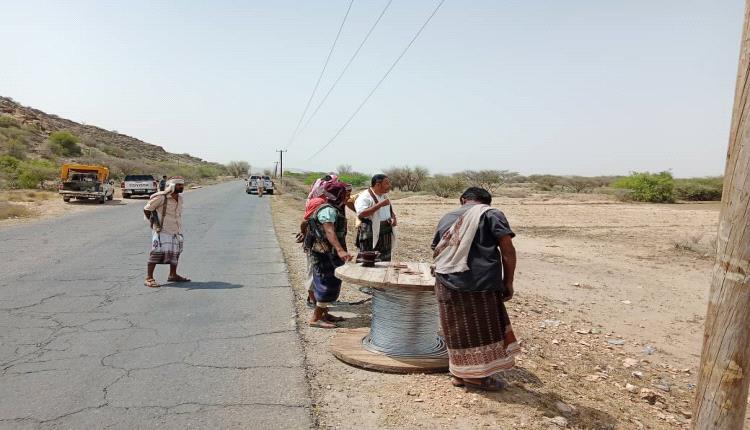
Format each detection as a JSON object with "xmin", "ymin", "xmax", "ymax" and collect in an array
[
  {"xmin": 295, "ymin": 0, "xmax": 393, "ymax": 139},
  {"xmin": 307, "ymin": 0, "xmax": 446, "ymax": 160},
  {"xmin": 287, "ymin": 0, "xmax": 354, "ymax": 148}
]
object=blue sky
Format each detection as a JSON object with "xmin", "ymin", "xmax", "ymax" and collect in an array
[{"xmin": 0, "ymin": 0, "xmax": 743, "ymax": 176}]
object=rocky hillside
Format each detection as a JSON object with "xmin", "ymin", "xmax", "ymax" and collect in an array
[{"xmin": 0, "ymin": 96, "xmax": 225, "ymax": 185}]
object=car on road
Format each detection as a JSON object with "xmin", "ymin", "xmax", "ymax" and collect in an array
[
  {"xmin": 58, "ymin": 164, "xmax": 115, "ymax": 204},
  {"xmin": 121, "ymin": 174, "xmax": 158, "ymax": 198},
  {"xmin": 246, "ymin": 175, "xmax": 274, "ymax": 195}
]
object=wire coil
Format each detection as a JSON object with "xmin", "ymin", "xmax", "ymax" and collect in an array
[{"xmin": 362, "ymin": 287, "xmax": 447, "ymax": 358}]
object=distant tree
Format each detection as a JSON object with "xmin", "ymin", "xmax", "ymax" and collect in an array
[
  {"xmin": 462, "ymin": 170, "xmax": 518, "ymax": 193},
  {"xmin": 612, "ymin": 171, "xmax": 675, "ymax": 203},
  {"xmin": 337, "ymin": 164, "xmax": 354, "ymax": 175},
  {"xmin": 226, "ymin": 161, "xmax": 250, "ymax": 178},
  {"xmin": 383, "ymin": 166, "xmax": 430, "ymax": 192}
]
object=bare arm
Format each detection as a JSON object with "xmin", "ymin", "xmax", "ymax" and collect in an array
[
  {"xmin": 358, "ymin": 199, "xmax": 390, "ymax": 219},
  {"xmin": 323, "ymin": 222, "xmax": 352, "ymax": 261},
  {"xmin": 499, "ymin": 235, "xmax": 516, "ymax": 301}
]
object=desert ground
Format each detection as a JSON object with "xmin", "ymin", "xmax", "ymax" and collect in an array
[{"xmin": 272, "ymin": 183, "xmax": 725, "ymax": 430}]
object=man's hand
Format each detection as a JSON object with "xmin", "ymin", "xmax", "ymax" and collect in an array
[
  {"xmin": 502, "ymin": 282, "xmax": 514, "ymax": 302},
  {"xmin": 390, "ymin": 217, "xmax": 398, "ymax": 227},
  {"xmin": 378, "ymin": 198, "xmax": 391, "ymax": 208},
  {"xmin": 337, "ymin": 248, "xmax": 353, "ymax": 262}
]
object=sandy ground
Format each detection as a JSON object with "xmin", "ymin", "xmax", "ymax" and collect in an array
[{"xmin": 272, "ymin": 185, "xmax": 726, "ymax": 430}]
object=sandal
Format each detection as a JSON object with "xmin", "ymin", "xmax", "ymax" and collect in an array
[
  {"xmin": 167, "ymin": 275, "xmax": 191, "ymax": 283},
  {"xmin": 451, "ymin": 377, "xmax": 465, "ymax": 387},
  {"xmin": 323, "ymin": 313, "xmax": 346, "ymax": 323},
  {"xmin": 144, "ymin": 278, "xmax": 160, "ymax": 288},
  {"xmin": 461, "ymin": 376, "xmax": 507, "ymax": 392},
  {"xmin": 309, "ymin": 320, "xmax": 336, "ymax": 329}
]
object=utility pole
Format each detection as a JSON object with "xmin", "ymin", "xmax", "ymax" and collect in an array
[
  {"xmin": 693, "ymin": 2, "xmax": 750, "ymax": 428},
  {"xmin": 276, "ymin": 149, "xmax": 288, "ymax": 185}
]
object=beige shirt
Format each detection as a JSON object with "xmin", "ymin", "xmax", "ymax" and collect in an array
[{"xmin": 144, "ymin": 193, "xmax": 183, "ymax": 234}]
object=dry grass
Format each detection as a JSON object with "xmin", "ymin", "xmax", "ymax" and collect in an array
[
  {"xmin": 0, "ymin": 201, "xmax": 33, "ymax": 219},
  {"xmin": 0, "ymin": 190, "xmax": 57, "ymax": 203},
  {"xmin": 672, "ymin": 233, "xmax": 717, "ymax": 257}
]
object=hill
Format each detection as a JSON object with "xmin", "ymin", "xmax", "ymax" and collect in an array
[{"xmin": 0, "ymin": 96, "xmax": 225, "ymax": 188}]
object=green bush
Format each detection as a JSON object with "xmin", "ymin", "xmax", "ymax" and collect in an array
[
  {"xmin": 611, "ymin": 171, "xmax": 675, "ymax": 203},
  {"xmin": 0, "ymin": 115, "xmax": 19, "ymax": 128},
  {"xmin": 425, "ymin": 174, "xmax": 467, "ymax": 198},
  {"xmin": 5, "ymin": 140, "xmax": 27, "ymax": 160},
  {"xmin": 48, "ymin": 131, "xmax": 82, "ymax": 157},
  {"xmin": 674, "ymin": 177, "xmax": 723, "ymax": 201},
  {"xmin": 16, "ymin": 159, "xmax": 57, "ymax": 189},
  {"xmin": 338, "ymin": 173, "xmax": 369, "ymax": 188}
]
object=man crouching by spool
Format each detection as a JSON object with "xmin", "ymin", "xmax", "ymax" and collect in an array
[
  {"xmin": 432, "ymin": 187, "xmax": 519, "ymax": 391},
  {"xmin": 303, "ymin": 180, "xmax": 353, "ymax": 328}
]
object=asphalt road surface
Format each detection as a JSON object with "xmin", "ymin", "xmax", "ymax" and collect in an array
[{"xmin": 0, "ymin": 182, "xmax": 311, "ymax": 429}]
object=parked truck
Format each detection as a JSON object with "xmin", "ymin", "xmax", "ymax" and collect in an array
[
  {"xmin": 58, "ymin": 164, "xmax": 115, "ymax": 204},
  {"xmin": 246, "ymin": 175, "xmax": 274, "ymax": 195},
  {"xmin": 121, "ymin": 174, "xmax": 158, "ymax": 198}
]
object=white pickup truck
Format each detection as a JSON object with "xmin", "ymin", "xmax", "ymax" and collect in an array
[
  {"xmin": 121, "ymin": 174, "xmax": 158, "ymax": 198},
  {"xmin": 246, "ymin": 175, "xmax": 274, "ymax": 195}
]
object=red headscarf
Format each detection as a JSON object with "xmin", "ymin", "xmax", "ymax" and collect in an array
[{"xmin": 321, "ymin": 180, "xmax": 352, "ymax": 209}]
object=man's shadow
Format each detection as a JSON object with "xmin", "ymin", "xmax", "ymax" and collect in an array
[
  {"xmin": 165, "ymin": 281, "xmax": 244, "ymax": 290},
  {"xmin": 477, "ymin": 367, "xmax": 618, "ymax": 429}
]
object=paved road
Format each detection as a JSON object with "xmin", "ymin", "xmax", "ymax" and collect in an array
[{"xmin": 0, "ymin": 182, "xmax": 311, "ymax": 429}]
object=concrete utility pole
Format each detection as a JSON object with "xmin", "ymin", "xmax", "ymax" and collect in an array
[
  {"xmin": 276, "ymin": 149, "xmax": 288, "ymax": 184},
  {"xmin": 693, "ymin": 2, "xmax": 750, "ymax": 428}
]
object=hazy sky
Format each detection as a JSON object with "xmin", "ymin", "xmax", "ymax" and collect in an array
[{"xmin": 1, "ymin": 1, "xmax": 744, "ymax": 177}]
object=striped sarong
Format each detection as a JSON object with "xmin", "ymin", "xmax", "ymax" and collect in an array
[
  {"xmin": 148, "ymin": 232, "xmax": 184, "ymax": 265},
  {"xmin": 356, "ymin": 221, "xmax": 393, "ymax": 261},
  {"xmin": 436, "ymin": 281, "xmax": 520, "ymax": 379}
]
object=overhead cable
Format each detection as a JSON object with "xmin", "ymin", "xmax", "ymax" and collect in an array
[
  {"xmin": 296, "ymin": 0, "xmax": 393, "ymax": 138},
  {"xmin": 287, "ymin": 0, "xmax": 354, "ymax": 148},
  {"xmin": 307, "ymin": 0, "xmax": 446, "ymax": 160}
]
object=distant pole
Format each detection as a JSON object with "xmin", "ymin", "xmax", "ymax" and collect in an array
[
  {"xmin": 276, "ymin": 149, "xmax": 288, "ymax": 184},
  {"xmin": 273, "ymin": 161, "xmax": 279, "ymax": 178},
  {"xmin": 693, "ymin": 2, "xmax": 750, "ymax": 428}
]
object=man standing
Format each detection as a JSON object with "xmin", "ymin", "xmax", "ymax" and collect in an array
[
  {"xmin": 432, "ymin": 187, "xmax": 518, "ymax": 391},
  {"xmin": 143, "ymin": 177, "xmax": 190, "ymax": 288},
  {"xmin": 159, "ymin": 175, "xmax": 167, "ymax": 191},
  {"xmin": 304, "ymin": 180, "xmax": 353, "ymax": 328},
  {"xmin": 354, "ymin": 174, "xmax": 397, "ymax": 261}
]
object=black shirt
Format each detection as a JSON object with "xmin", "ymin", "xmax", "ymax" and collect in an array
[{"xmin": 431, "ymin": 204, "xmax": 515, "ymax": 292}]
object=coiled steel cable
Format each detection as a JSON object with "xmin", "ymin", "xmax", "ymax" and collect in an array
[{"xmin": 362, "ymin": 287, "xmax": 447, "ymax": 358}]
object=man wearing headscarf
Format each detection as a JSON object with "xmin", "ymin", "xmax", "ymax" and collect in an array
[
  {"xmin": 303, "ymin": 180, "xmax": 353, "ymax": 328},
  {"xmin": 143, "ymin": 176, "xmax": 190, "ymax": 288}
]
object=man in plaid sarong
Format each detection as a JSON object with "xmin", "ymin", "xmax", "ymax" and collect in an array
[
  {"xmin": 143, "ymin": 177, "xmax": 190, "ymax": 288},
  {"xmin": 432, "ymin": 187, "xmax": 519, "ymax": 391}
]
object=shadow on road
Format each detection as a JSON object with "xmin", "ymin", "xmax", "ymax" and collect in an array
[{"xmin": 166, "ymin": 281, "xmax": 244, "ymax": 290}]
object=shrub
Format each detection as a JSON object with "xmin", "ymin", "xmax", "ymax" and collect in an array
[
  {"xmin": 5, "ymin": 140, "xmax": 26, "ymax": 160},
  {"xmin": 337, "ymin": 164, "xmax": 354, "ymax": 175},
  {"xmin": 674, "ymin": 177, "xmax": 723, "ymax": 201},
  {"xmin": 383, "ymin": 166, "xmax": 429, "ymax": 192},
  {"xmin": 100, "ymin": 144, "xmax": 126, "ymax": 158},
  {"xmin": 16, "ymin": 159, "xmax": 58, "ymax": 189},
  {"xmin": 48, "ymin": 131, "xmax": 82, "ymax": 157},
  {"xmin": 611, "ymin": 171, "xmax": 675, "ymax": 203},
  {"xmin": 425, "ymin": 174, "xmax": 467, "ymax": 198},
  {"xmin": 528, "ymin": 174, "xmax": 564, "ymax": 191},
  {"xmin": 0, "ymin": 115, "xmax": 19, "ymax": 128},
  {"xmin": 226, "ymin": 161, "xmax": 250, "ymax": 178},
  {"xmin": 461, "ymin": 170, "xmax": 519, "ymax": 193}
]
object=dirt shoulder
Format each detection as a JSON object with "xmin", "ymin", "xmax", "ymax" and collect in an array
[{"xmin": 272, "ymin": 187, "xmax": 720, "ymax": 429}]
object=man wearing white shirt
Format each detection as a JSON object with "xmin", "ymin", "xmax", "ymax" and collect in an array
[{"xmin": 354, "ymin": 174, "xmax": 397, "ymax": 261}]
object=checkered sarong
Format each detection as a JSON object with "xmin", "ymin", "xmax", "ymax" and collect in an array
[{"xmin": 148, "ymin": 232, "xmax": 184, "ymax": 265}]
